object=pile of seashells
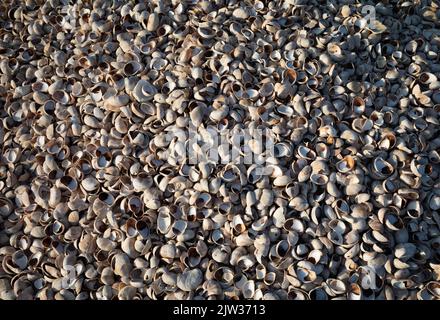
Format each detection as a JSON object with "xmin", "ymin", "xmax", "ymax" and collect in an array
[{"xmin": 1, "ymin": 0, "xmax": 440, "ymax": 300}]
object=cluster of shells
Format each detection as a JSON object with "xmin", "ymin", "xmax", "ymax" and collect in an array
[{"xmin": 1, "ymin": 0, "xmax": 440, "ymax": 300}]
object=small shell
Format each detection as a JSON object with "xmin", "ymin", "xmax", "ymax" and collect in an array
[
  {"xmin": 133, "ymin": 80, "xmax": 157, "ymax": 102},
  {"xmin": 406, "ymin": 201, "xmax": 423, "ymax": 219},
  {"xmin": 352, "ymin": 96, "xmax": 365, "ymax": 113},
  {"xmin": 309, "ymin": 287, "xmax": 328, "ymax": 300},
  {"xmin": 379, "ymin": 133, "xmax": 396, "ymax": 150},
  {"xmin": 327, "ymin": 43, "xmax": 343, "ymax": 60},
  {"xmin": 232, "ymin": 215, "xmax": 246, "ymax": 234},
  {"xmin": 289, "ymin": 196, "xmax": 309, "ymax": 211},
  {"xmin": 12, "ymin": 251, "xmax": 28, "ymax": 270},
  {"xmin": 232, "ymin": 8, "xmax": 249, "ymax": 20},
  {"xmin": 52, "ymin": 90, "xmax": 70, "ymax": 105},
  {"xmin": 252, "ymin": 216, "xmax": 269, "ymax": 232},
  {"xmin": 81, "ymin": 176, "xmax": 99, "ymax": 193},
  {"xmin": 345, "ymin": 183, "xmax": 364, "ymax": 196},
  {"xmin": 336, "ymin": 156, "xmax": 355, "ymax": 173},
  {"xmin": 157, "ymin": 209, "xmax": 172, "ymax": 234},
  {"xmin": 242, "ymin": 280, "xmax": 255, "ymax": 299},
  {"xmin": 427, "ymin": 282, "xmax": 440, "ymax": 298},
  {"xmin": 123, "ymin": 61, "xmax": 142, "ymax": 76},
  {"xmin": 273, "ymin": 175, "xmax": 292, "ymax": 187},
  {"xmin": 190, "ymin": 105, "xmax": 205, "ymax": 127},
  {"xmin": 177, "ymin": 269, "xmax": 203, "ymax": 292},
  {"xmin": 297, "ymin": 165, "xmax": 311, "ymax": 182},
  {"xmin": 372, "ymin": 157, "xmax": 394, "ymax": 178},
  {"xmin": 352, "ymin": 118, "xmax": 373, "ymax": 133},
  {"xmin": 0, "ymin": 0, "xmax": 438, "ymax": 302},
  {"xmin": 112, "ymin": 253, "xmax": 132, "ymax": 277},
  {"xmin": 104, "ymin": 95, "xmax": 129, "ymax": 111},
  {"xmin": 198, "ymin": 26, "xmax": 216, "ymax": 39},
  {"xmin": 160, "ymin": 244, "xmax": 177, "ymax": 260},
  {"xmin": 310, "ymin": 173, "xmax": 329, "ymax": 185},
  {"xmin": 147, "ymin": 13, "xmax": 159, "ymax": 31},
  {"xmin": 325, "ymin": 278, "xmax": 347, "ymax": 296},
  {"xmin": 347, "ymin": 283, "xmax": 362, "ymax": 300}
]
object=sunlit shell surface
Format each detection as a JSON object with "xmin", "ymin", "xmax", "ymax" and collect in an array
[{"xmin": 0, "ymin": 0, "xmax": 440, "ymax": 300}]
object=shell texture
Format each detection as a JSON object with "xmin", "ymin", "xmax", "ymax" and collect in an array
[{"xmin": 0, "ymin": 0, "xmax": 440, "ymax": 300}]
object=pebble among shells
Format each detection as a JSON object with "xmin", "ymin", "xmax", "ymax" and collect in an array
[{"xmin": 1, "ymin": 0, "xmax": 440, "ymax": 300}]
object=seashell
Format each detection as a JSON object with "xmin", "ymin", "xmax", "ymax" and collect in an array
[
  {"xmin": 308, "ymin": 249, "xmax": 323, "ymax": 265},
  {"xmin": 190, "ymin": 105, "xmax": 205, "ymax": 127},
  {"xmin": 172, "ymin": 220, "xmax": 187, "ymax": 236},
  {"xmin": 341, "ymin": 5, "xmax": 351, "ymax": 17},
  {"xmin": 347, "ymin": 81, "xmax": 362, "ymax": 93},
  {"xmin": 52, "ymin": 90, "xmax": 70, "ymax": 105},
  {"xmin": 103, "ymin": 94, "xmax": 129, "ymax": 112},
  {"xmin": 309, "ymin": 287, "xmax": 328, "ymax": 300},
  {"xmin": 284, "ymin": 69, "xmax": 297, "ymax": 83},
  {"xmin": 123, "ymin": 61, "xmax": 142, "ymax": 76},
  {"xmin": 284, "ymin": 219, "xmax": 304, "ymax": 233},
  {"xmin": 162, "ymin": 270, "xmax": 178, "ymax": 287},
  {"xmin": 419, "ymin": 72, "xmax": 437, "ymax": 85},
  {"xmin": 310, "ymin": 173, "xmax": 328, "ymax": 185},
  {"xmin": 352, "ymin": 118, "xmax": 373, "ymax": 133},
  {"xmin": 367, "ymin": 20, "xmax": 387, "ymax": 34},
  {"xmin": 260, "ymin": 82, "xmax": 274, "ymax": 97},
  {"xmin": 426, "ymin": 282, "xmax": 440, "ymax": 298},
  {"xmin": 81, "ymin": 176, "xmax": 99, "ymax": 193},
  {"xmin": 151, "ymin": 57, "xmax": 168, "ymax": 71},
  {"xmin": 325, "ymin": 278, "xmax": 346, "ymax": 296},
  {"xmin": 289, "ymin": 196, "xmax": 309, "ymax": 211},
  {"xmin": 58, "ymin": 175, "xmax": 78, "ymax": 192},
  {"xmin": 157, "ymin": 210, "xmax": 172, "ymax": 234},
  {"xmin": 394, "ymin": 243, "xmax": 417, "ymax": 261},
  {"xmin": 252, "ymin": 216, "xmax": 269, "ymax": 232},
  {"xmin": 327, "ymin": 43, "xmax": 344, "ymax": 61},
  {"xmin": 132, "ymin": 173, "xmax": 153, "ymax": 192},
  {"xmin": 232, "ymin": 8, "xmax": 249, "ymax": 20},
  {"xmin": 242, "ymin": 280, "xmax": 255, "ymax": 299},
  {"xmin": 0, "ymin": 0, "xmax": 437, "ymax": 301},
  {"xmin": 336, "ymin": 156, "xmax": 355, "ymax": 173},
  {"xmin": 260, "ymin": 189, "xmax": 274, "ymax": 207},
  {"xmin": 160, "ymin": 244, "xmax": 177, "ymax": 260},
  {"xmin": 296, "ymin": 267, "xmax": 317, "ymax": 284},
  {"xmin": 347, "ymin": 283, "xmax": 362, "ymax": 300},
  {"xmin": 147, "ymin": 13, "xmax": 159, "ymax": 31},
  {"xmin": 232, "ymin": 215, "xmax": 246, "ymax": 234},
  {"xmin": 372, "ymin": 157, "xmax": 394, "ymax": 178},
  {"xmin": 297, "ymin": 145, "xmax": 316, "ymax": 160},
  {"xmin": 379, "ymin": 133, "xmax": 396, "ymax": 150},
  {"xmin": 430, "ymin": 196, "xmax": 440, "ymax": 210},
  {"xmin": 32, "ymin": 81, "xmax": 49, "ymax": 92},
  {"xmin": 118, "ymin": 286, "xmax": 137, "ymax": 300},
  {"xmin": 326, "ymin": 181, "xmax": 340, "ymax": 198},
  {"xmin": 112, "ymin": 253, "xmax": 132, "ymax": 278},
  {"xmin": 177, "ymin": 269, "xmax": 203, "ymax": 292},
  {"xmin": 352, "ymin": 96, "xmax": 365, "ymax": 114},
  {"xmin": 406, "ymin": 201, "xmax": 423, "ymax": 219},
  {"xmin": 198, "ymin": 26, "xmax": 216, "ymax": 39},
  {"xmin": 297, "ymin": 165, "xmax": 312, "ymax": 185},
  {"xmin": 12, "ymin": 251, "xmax": 28, "ymax": 270},
  {"xmin": 133, "ymin": 80, "xmax": 157, "ymax": 102},
  {"xmin": 408, "ymin": 63, "xmax": 421, "ymax": 76},
  {"xmin": 273, "ymin": 175, "xmax": 292, "ymax": 187},
  {"xmin": 274, "ymin": 142, "xmax": 293, "ymax": 158}
]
